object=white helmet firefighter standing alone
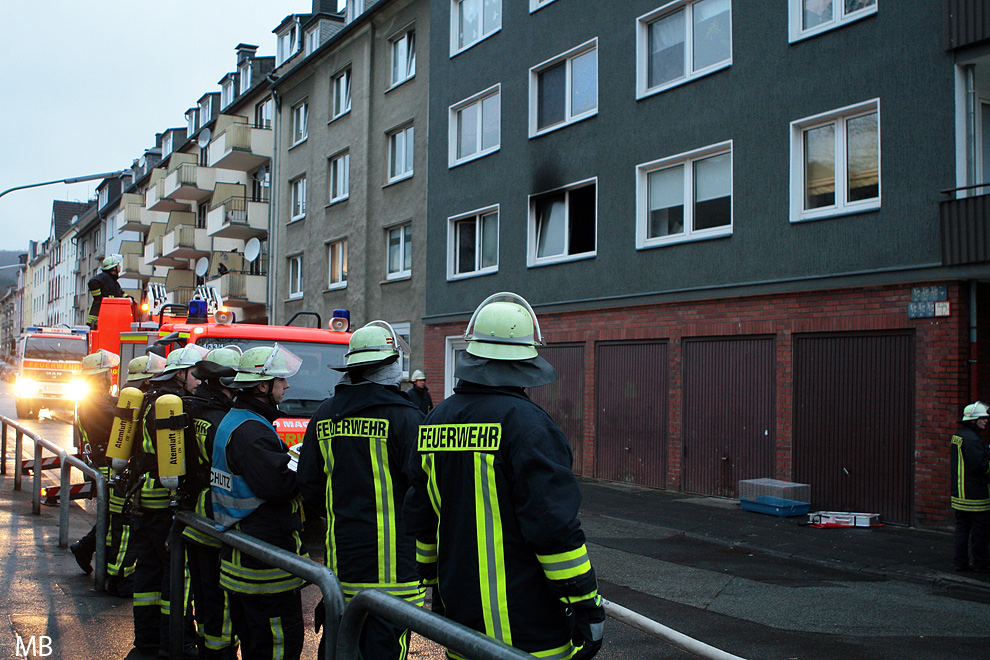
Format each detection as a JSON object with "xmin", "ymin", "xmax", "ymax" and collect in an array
[{"xmin": 403, "ymin": 292, "xmax": 606, "ymax": 660}]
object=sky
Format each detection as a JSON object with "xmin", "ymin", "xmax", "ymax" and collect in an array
[{"xmin": 0, "ymin": 0, "xmax": 337, "ymax": 252}]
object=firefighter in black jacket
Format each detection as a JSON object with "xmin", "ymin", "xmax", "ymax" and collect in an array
[
  {"xmin": 404, "ymin": 292, "xmax": 605, "ymax": 660},
  {"xmin": 87, "ymin": 254, "xmax": 124, "ymax": 328},
  {"xmin": 298, "ymin": 321, "xmax": 425, "ymax": 660},
  {"xmin": 406, "ymin": 370, "xmax": 433, "ymax": 415},
  {"xmin": 180, "ymin": 346, "xmax": 241, "ymax": 660},
  {"xmin": 211, "ymin": 344, "xmax": 307, "ymax": 660},
  {"xmin": 951, "ymin": 401, "xmax": 990, "ymax": 572},
  {"xmin": 129, "ymin": 344, "xmax": 206, "ymax": 654},
  {"xmin": 69, "ymin": 349, "xmax": 120, "ymax": 575}
]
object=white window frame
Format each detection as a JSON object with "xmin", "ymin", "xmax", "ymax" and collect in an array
[
  {"xmin": 527, "ymin": 177, "xmax": 598, "ymax": 267},
  {"xmin": 239, "ymin": 62, "xmax": 252, "ymax": 93},
  {"xmin": 288, "ymin": 254, "xmax": 304, "ymax": 299},
  {"xmin": 449, "ymin": 85, "xmax": 501, "ymax": 167},
  {"xmin": 789, "ymin": 99, "xmax": 880, "ymax": 223},
  {"xmin": 390, "ymin": 28, "xmax": 417, "ymax": 87},
  {"xmin": 451, "ymin": 0, "xmax": 502, "ymax": 56},
  {"xmin": 636, "ymin": 0, "xmax": 733, "ymax": 100},
  {"xmin": 306, "ymin": 25, "xmax": 322, "ymax": 55},
  {"xmin": 329, "ymin": 152, "xmax": 350, "ymax": 204},
  {"xmin": 391, "ymin": 321, "xmax": 411, "ymax": 380},
  {"xmin": 290, "ymin": 176, "xmax": 307, "ymax": 222},
  {"xmin": 185, "ymin": 108, "xmax": 199, "ymax": 135},
  {"xmin": 387, "ymin": 124, "xmax": 415, "ymax": 183},
  {"xmin": 221, "ymin": 79, "xmax": 234, "ymax": 108},
  {"xmin": 448, "ymin": 205, "xmax": 499, "ymax": 279},
  {"xmin": 199, "ymin": 97, "xmax": 213, "ymax": 123},
  {"xmin": 386, "ymin": 223, "xmax": 412, "ymax": 279},
  {"xmin": 332, "ymin": 69, "xmax": 352, "ymax": 119},
  {"xmin": 788, "ymin": 0, "xmax": 877, "ymax": 43},
  {"xmin": 277, "ymin": 25, "xmax": 299, "ymax": 66},
  {"xmin": 529, "ymin": 39, "xmax": 598, "ymax": 138},
  {"xmin": 291, "ymin": 101, "xmax": 308, "ymax": 145},
  {"xmin": 636, "ymin": 140, "xmax": 733, "ymax": 249},
  {"xmin": 530, "ymin": 0, "xmax": 558, "ymax": 12},
  {"xmin": 444, "ymin": 336, "xmax": 469, "ymax": 398},
  {"xmin": 327, "ymin": 238, "xmax": 347, "ymax": 289}
]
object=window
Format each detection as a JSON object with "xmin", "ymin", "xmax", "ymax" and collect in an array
[
  {"xmin": 449, "ymin": 207, "xmax": 499, "ymax": 278},
  {"xmin": 288, "ymin": 254, "xmax": 303, "ymax": 299},
  {"xmin": 239, "ymin": 62, "xmax": 252, "ymax": 93},
  {"xmin": 388, "ymin": 125, "xmax": 415, "ymax": 182},
  {"xmin": 277, "ymin": 25, "xmax": 299, "ymax": 66},
  {"xmin": 199, "ymin": 96, "xmax": 214, "ymax": 123},
  {"xmin": 329, "ymin": 152, "xmax": 350, "ymax": 203},
  {"xmin": 530, "ymin": 40, "xmax": 598, "ymax": 136},
  {"xmin": 221, "ymin": 78, "xmax": 234, "ymax": 107},
  {"xmin": 637, "ymin": 0, "xmax": 731, "ymax": 98},
  {"xmin": 327, "ymin": 239, "xmax": 347, "ymax": 289},
  {"xmin": 290, "ymin": 177, "xmax": 307, "ymax": 221},
  {"xmin": 386, "ymin": 223, "xmax": 412, "ymax": 279},
  {"xmin": 790, "ymin": 99, "xmax": 879, "ymax": 222},
  {"xmin": 292, "ymin": 101, "xmax": 308, "ymax": 145},
  {"xmin": 528, "ymin": 179, "xmax": 596, "ymax": 265},
  {"xmin": 392, "ymin": 321, "xmax": 411, "ymax": 380},
  {"xmin": 637, "ymin": 141, "xmax": 732, "ymax": 248},
  {"xmin": 390, "ymin": 29, "xmax": 416, "ymax": 86},
  {"xmin": 530, "ymin": 0, "xmax": 558, "ymax": 11},
  {"xmin": 255, "ymin": 98, "xmax": 273, "ymax": 129},
  {"xmin": 332, "ymin": 69, "xmax": 352, "ymax": 119},
  {"xmin": 450, "ymin": 86, "xmax": 500, "ymax": 166},
  {"xmin": 789, "ymin": 0, "xmax": 877, "ymax": 42},
  {"xmin": 452, "ymin": 0, "xmax": 501, "ymax": 54},
  {"xmin": 306, "ymin": 25, "xmax": 322, "ymax": 55},
  {"xmin": 185, "ymin": 108, "xmax": 199, "ymax": 135}
]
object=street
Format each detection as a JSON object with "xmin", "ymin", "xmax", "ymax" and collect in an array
[{"xmin": 1, "ymin": 381, "xmax": 988, "ymax": 660}]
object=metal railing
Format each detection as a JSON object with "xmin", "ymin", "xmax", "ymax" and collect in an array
[
  {"xmin": 0, "ymin": 415, "xmax": 108, "ymax": 591},
  {"xmin": 171, "ymin": 512, "xmax": 536, "ymax": 660}
]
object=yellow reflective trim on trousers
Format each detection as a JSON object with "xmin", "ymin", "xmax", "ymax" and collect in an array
[
  {"xmin": 532, "ymin": 641, "xmax": 579, "ymax": 660},
  {"xmin": 474, "ymin": 452, "xmax": 510, "ymax": 645},
  {"xmin": 537, "ymin": 545, "xmax": 592, "ymax": 581},
  {"xmin": 416, "ymin": 539, "xmax": 438, "ymax": 564},
  {"xmin": 270, "ymin": 616, "xmax": 285, "ymax": 660},
  {"xmin": 370, "ymin": 436, "xmax": 398, "ymax": 584},
  {"xmin": 133, "ymin": 591, "xmax": 161, "ymax": 607}
]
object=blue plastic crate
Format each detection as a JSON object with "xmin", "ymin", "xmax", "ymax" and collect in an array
[{"xmin": 739, "ymin": 496, "xmax": 810, "ymax": 518}]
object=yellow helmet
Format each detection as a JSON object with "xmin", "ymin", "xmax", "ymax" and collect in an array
[
  {"xmin": 232, "ymin": 344, "xmax": 303, "ymax": 385},
  {"xmin": 341, "ymin": 321, "xmax": 408, "ymax": 369},
  {"xmin": 81, "ymin": 349, "xmax": 120, "ymax": 375},
  {"xmin": 150, "ymin": 344, "xmax": 209, "ymax": 382},
  {"xmin": 125, "ymin": 353, "xmax": 167, "ymax": 383},
  {"xmin": 464, "ymin": 292, "xmax": 543, "ymax": 361},
  {"xmin": 102, "ymin": 254, "xmax": 123, "ymax": 271},
  {"xmin": 963, "ymin": 401, "xmax": 990, "ymax": 421}
]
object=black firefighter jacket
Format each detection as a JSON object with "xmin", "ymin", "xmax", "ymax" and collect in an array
[
  {"xmin": 951, "ymin": 421, "xmax": 990, "ymax": 512},
  {"xmin": 298, "ymin": 381, "xmax": 424, "ymax": 603},
  {"xmin": 180, "ymin": 384, "xmax": 234, "ymax": 546},
  {"xmin": 403, "ymin": 382, "xmax": 599, "ymax": 658}
]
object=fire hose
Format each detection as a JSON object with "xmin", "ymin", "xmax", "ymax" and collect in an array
[{"xmin": 603, "ymin": 598, "xmax": 747, "ymax": 660}]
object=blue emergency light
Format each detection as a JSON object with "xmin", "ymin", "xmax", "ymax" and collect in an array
[{"xmin": 330, "ymin": 309, "xmax": 350, "ymax": 332}]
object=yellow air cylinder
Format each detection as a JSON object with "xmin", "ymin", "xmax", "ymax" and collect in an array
[
  {"xmin": 106, "ymin": 387, "xmax": 145, "ymax": 472},
  {"xmin": 155, "ymin": 394, "xmax": 186, "ymax": 490}
]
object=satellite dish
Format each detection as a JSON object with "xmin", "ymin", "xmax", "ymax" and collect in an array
[
  {"xmin": 244, "ymin": 238, "xmax": 261, "ymax": 263},
  {"xmin": 195, "ymin": 257, "xmax": 210, "ymax": 277},
  {"xmin": 255, "ymin": 166, "xmax": 267, "ymax": 180},
  {"xmin": 70, "ymin": 215, "xmax": 79, "ymax": 225},
  {"xmin": 197, "ymin": 128, "xmax": 212, "ymax": 149}
]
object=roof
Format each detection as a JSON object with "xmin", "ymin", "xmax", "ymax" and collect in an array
[{"xmin": 51, "ymin": 200, "xmax": 93, "ymax": 241}]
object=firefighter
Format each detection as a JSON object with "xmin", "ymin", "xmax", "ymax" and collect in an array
[
  {"xmin": 180, "ymin": 346, "xmax": 241, "ymax": 660},
  {"xmin": 298, "ymin": 322, "xmax": 425, "ymax": 660},
  {"xmin": 406, "ymin": 369, "xmax": 433, "ymax": 415},
  {"xmin": 951, "ymin": 401, "xmax": 990, "ymax": 572},
  {"xmin": 404, "ymin": 292, "xmax": 605, "ymax": 660},
  {"xmin": 105, "ymin": 353, "xmax": 167, "ymax": 598},
  {"xmin": 211, "ymin": 344, "xmax": 307, "ymax": 660},
  {"xmin": 69, "ymin": 349, "xmax": 119, "ymax": 575},
  {"xmin": 87, "ymin": 254, "xmax": 124, "ymax": 329},
  {"xmin": 129, "ymin": 344, "xmax": 206, "ymax": 655}
]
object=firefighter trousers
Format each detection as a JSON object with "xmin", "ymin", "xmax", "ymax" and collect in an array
[
  {"xmin": 228, "ymin": 589, "xmax": 304, "ymax": 660},
  {"xmin": 187, "ymin": 540, "xmax": 237, "ymax": 659}
]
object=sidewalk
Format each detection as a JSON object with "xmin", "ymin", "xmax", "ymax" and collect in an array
[{"xmin": 577, "ymin": 478, "xmax": 990, "ymax": 599}]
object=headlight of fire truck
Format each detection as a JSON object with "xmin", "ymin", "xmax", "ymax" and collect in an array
[
  {"xmin": 65, "ymin": 379, "xmax": 89, "ymax": 402},
  {"xmin": 15, "ymin": 378, "xmax": 39, "ymax": 398}
]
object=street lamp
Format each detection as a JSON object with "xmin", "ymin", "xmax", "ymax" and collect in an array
[{"xmin": 0, "ymin": 170, "xmax": 129, "ymax": 200}]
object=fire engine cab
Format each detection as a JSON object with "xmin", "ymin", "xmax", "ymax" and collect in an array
[{"xmin": 14, "ymin": 325, "xmax": 90, "ymax": 419}]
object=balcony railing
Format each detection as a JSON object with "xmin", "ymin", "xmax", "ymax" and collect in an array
[
  {"xmin": 940, "ymin": 184, "xmax": 990, "ymax": 264},
  {"xmin": 206, "ymin": 196, "xmax": 268, "ymax": 239}
]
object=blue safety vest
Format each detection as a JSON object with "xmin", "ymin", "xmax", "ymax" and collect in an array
[{"xmin": 211, "ymin": 409, "xmax": 267, "ymax": 529}]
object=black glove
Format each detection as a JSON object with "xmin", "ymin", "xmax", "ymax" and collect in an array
[
  {"xmin": 569, "ymin": 595, "xmax": 605, "ymax": 660},
  {"xmin": 315, "ymin": 598, "xmax": 326, "ymax": 633}
]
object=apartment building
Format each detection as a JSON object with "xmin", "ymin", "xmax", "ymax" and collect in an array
[
  {"xmin": 421, "ymin": 0, "xmax": 990, "ymax": 528},
  {"xmin": 270, "ymin": 0, "xmax": 429, "ymax": 378}
]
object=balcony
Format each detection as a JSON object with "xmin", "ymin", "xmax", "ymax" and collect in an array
[
  {"xmin": 207, "ymin": 196, "xmax": 268, "ymax": 239},
  {"xmin": 940, "ymin": 187, "xmax": 990, "ymax": 265},
  {"xmin": 208, "ymin": 117, "xmax": 272, "ymax": 171},
  {"xmin": 214, "ymin": 272, "xmax": 267, "ymax": 309},
  {"xmin": 162, "ymin": 225, "xmax": 210, "ymax": 260},
  {"xmin": 118, "ymin": 240, "xmax": 152, "ymax": 281},
  {"xmin": 146, "ymin": 178, "xmax": 189, "ymax": 213},
  {"xmin": 145, "ymin": 222, "xmax": 186, "ymax": 268},
  {"xmin": 162, "ymin": 163, "xmax": 215, "ymax": 204},
  {"xmin": 118, "ymin": 193, "xmax": 148, "ymax": 233}
]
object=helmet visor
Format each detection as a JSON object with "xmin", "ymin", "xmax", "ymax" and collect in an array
[{"xmin": 240, "ymin": 343, "xmax": 303, "ymax": 379}]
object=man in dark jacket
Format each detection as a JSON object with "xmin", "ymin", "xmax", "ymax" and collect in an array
[
  {"xmin": 298, "ymin": 322, "xmax": 424, "ymax": 660},
  {"xmin": 211, "ymin": 344, "xmax": 307, "ymax": 660},
  {"xmin": 181, "ymin": 347, "xmax": 241, "ymax": 660},
  {"xmin": 406, "ymin": 369, "xmax": 433, "ymax": 415},
  {"xmin": 87, "ymin": 254, "xmax": 124, "ymax": 328},
  {"xmin": 951, "ymin": 401, "xmax": 990, "ymax": 572},
  {"xmin": 404, "ymin": 293, "xmax": 605, "ymax": 660}
]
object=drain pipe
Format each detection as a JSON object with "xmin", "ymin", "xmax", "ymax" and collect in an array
[{"xmin": 971, "ymin": 280, "xmax": 980, "ymax": 402}]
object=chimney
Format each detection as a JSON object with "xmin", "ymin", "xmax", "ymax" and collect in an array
[
  {"xmin": 313, "ymin": 0, "xmax": 339, "ymax": 14},
  {"xmin": 235, "ymin": 43, "xmax": 259, "ymax": 64}
]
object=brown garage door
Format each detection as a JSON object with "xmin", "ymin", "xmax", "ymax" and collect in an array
[
  {"xmin": 529, "ymin": 343, "xmax": 586, "ymax": 473},
  {"xmin": 594, "ymin": 341, "xmax": 668, "ymax": 488},
  {"xmin": 793, "ymin": 331, "xmax": 915, "ymax": 525},
  {"xmin": 682, "ymin": 336, "xmax": 776, "ymax": 497}
]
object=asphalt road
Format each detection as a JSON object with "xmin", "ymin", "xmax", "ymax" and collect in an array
[{"xmin": 2, "ymin": 381, "xmax": 987, "ymax": 660}]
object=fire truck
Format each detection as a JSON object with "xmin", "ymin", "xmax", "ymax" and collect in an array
[
  {"xmin": 90, "ymin": 284, "xmax": 351, "ymax": 446},
  {"xmin": 13, "ymin": 325, "xmax": 91, "ymax": 419}
]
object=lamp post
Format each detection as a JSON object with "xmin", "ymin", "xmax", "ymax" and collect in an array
[{"xmin": 0, "ymin": 170, "xmax": 128, "ymax": 200}]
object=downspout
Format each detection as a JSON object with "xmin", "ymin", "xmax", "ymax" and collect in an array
[
  {"xmin": 971, "ymin": 281, "xmax": 980, "ymax": 402},
  {"xmin": 966, "ymin": 65, "xmax": 977, "ymax": 190},
  {"xmin": 268, "ymin": 87, "xmax": 281, "ymax": 324}
]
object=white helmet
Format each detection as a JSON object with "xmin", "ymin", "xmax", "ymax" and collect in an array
[
  {"xmin": 150, "ymin": 344, "xmax": 209, "ymax": 382},
  {"xmin": 81, "ymin": 349, "xmax": 120, "ymax": 376},
  {"xmin": 232, "ymin": 344, "xmax": 303, "ymax": 385},
  {"xmin": 464, "ymin": 292, "xmax": 544, "ymax": 361},
  {"xmin": 963, "ymin": 401, "xmax": 989, "ymax": 421},
  {"xmin": 102, "ymin": 254, "xmax": 123, "ymax": 271},
  {"xmin": 339, "ymin": 321, "xmax": 409, "ymax": 370}
]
